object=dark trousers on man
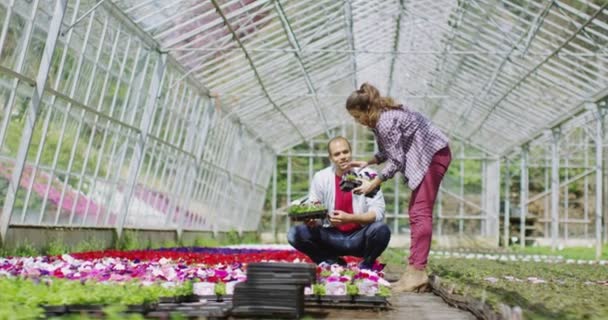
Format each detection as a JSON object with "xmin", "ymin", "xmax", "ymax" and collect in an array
[{"xmin": 287, "ymin": 221, "xmax": 391, "ymax": 269}]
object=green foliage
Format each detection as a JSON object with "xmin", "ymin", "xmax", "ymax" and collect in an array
[
  {"xmin": 225, "ymin": 230, "xmax": 240, "ymax": 245},
  {"xmin": 193, "ymin": 236, "xmax": 221, "ymax": 247},
  {"xmin": 312, "ymin": 284, "xmax": 326, "ymax": 296},
  {"xmin": 346, "ymin": 283, "xmax": 358, "ymax": 296},
  {"xmin": 240, "ymin": 232, "xmax": 259, "ymax": 244},
  {"xmin": 0, "ymin": 277, "xmax": 194, "ymax": 319},
  {"xmin": 287, "ymin": 203, "xmax": 326, "ymax": 215},
  {"xmin": 214, "ymin": 282, "xmax": 226, "ymax": 296},
  {"xmin": 344, "ymin": 173, "xmax": 357, "ymax": 181},
  {"xmin": 511, "ymin": 245, "xmax": 608, "ymax": 261},
  {"xmin": 72, "ymin": 238, "xmax": 107, "ymax": 253},
  {"xmin": 429, "ymin": 258, "xmax": 608, "ymax": 320},
  {"xmin": 377, "ymin": 285, "xmax": 391, "ymax": 297},
  {"xmin": 115, "ymin": 230, "xmax": 140, "ymax": 251},
  {"xmin": 44, "ymin": 238, "xmax": 69, "ymax": 256},
  {"xmin": 12, "ymin": 243, "xmax": 40, "ymax": 257}
]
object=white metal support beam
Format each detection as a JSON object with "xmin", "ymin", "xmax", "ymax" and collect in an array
[
  {"xmin": 116, "ymin": 53, "xmax": 167, "ymax": 239},
  {"xmin": 387, "ymin": 0, "xmax": 404, "ymax": 96},
  {"xmin": 101, "ymin": 0, "xmax": 275, "ymax": 153},
  {"xmin": 453, "ymin": 0, "xmax": 555, "ymax": 132},
  {"xmin": 588, "ymin": 102, "xmax": 604, "ymax": 259},
  {"xmin": 273, "ymin": 0, "xmax": 331, "ymax": 137},
  {"xmin": 343, "ymin": 0, "xmax": 357, "ymax": 88},
  {"xmin": 209, "ymin": 0, "xmax": 306, "ymax": 142},
  {"xmin": 503, "ymin": 157, "xmax": 511, "ymax": 247},
  {"xmin": 465, "ymin": 2, "xmax": 608, "ymax": 140},
  {"xmin": 519, "ymin": 144, "xmax": 529, "ymax": 248},
  {"xmin": 0, "ymin": 0, "xmax": 68, "ymax": 243},
  {"xmin": 550, "ymin": 128, "xmax": 561, "ymax": 251}
]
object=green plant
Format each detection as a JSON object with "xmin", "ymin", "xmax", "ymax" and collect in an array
[
  {"xmin": 312, "ymin": 284, "xmax": 326, "ymax": 296},
  {"xmin": 287, "ymin": 203, "xmax": 326, "ymax": 215},
  {"xmin": 214, "ymin": 282, "xmax": 226, "ymax": 296},
  {"xmin": 344, "ymin": 173, "xmax": 358, "ymax": 182},
  {"xmin": 194, "ymin": 236, "xmax": 220, "ymax": 247},
  {"xmin": 346, "ymin": 284, "xmax": 359, "ymax": 296},
  {"xmin": 44, "ymin": 238, "xmax": 68, "ymax": 256},
  {"xmin": 225, "ymin": 230, "xmax": 240, "ymax": 245},
  {"xmin": 13, "ymin": 243, "xmax": 40, "ymax": 257},
  {"xmin": 72, "ymin": 238, "xmax": 103, "ymax": 253},
  {"xmin": 377, "ymin": 285, "xmax": 391, "ymax": 297},
  {"xmin": 116, "ymin": 230, "xmax": 140, "ymax": 251}
]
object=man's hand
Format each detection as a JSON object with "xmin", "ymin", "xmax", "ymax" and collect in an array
[
  {"xmin": 353, "ymin": 177, "xmax": 382, "ymax": 196},
  {"xmin": 329, "ymin": 210, "xmax": 352, "ymax": 226}
]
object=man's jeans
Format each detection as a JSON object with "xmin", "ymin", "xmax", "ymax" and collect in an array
[{"xmin": 287, "ymin": 221, "xmax": 391, "ymax": 268}]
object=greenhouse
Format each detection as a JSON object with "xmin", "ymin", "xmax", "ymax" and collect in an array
[{"xmin": 0, "ymin": 0, "xmax": 607, "ymax": 319}]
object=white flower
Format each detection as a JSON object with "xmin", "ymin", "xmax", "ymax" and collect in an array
[
  {"xmin": 357, "ymin": 279, "xmax": 378, "ymax": 296},
  {"xmin": 193, "ymin": 282, "xmax": 216, "ymax": 296},
  {"xmin": 484, "ymin": 277, "xmax": 498, "ymax": 284},
  {"xmin": 325, "ymin": 282, "xmax": 346, "ymax": 296}
]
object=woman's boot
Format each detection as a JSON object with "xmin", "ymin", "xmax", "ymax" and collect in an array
[{"xmin": 392, "ymin": 265, "xmax": 429, "ymax": 293}]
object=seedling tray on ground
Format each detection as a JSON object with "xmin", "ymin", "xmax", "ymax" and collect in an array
[
  {"xmin": 158, "ymin": 294, "xmax": 201, "ymax": 303},
  {"xmin": 231, "ymin": 305, "xmax": 303, "ymax": 319},
  {"xmin": 305, "ymin": 295, "xmax": 390, "ymax": 308},
  {"xmin": 288, "ymin": 209, "xmax": 327, "ymax": 221},
  {"xmin": 232, "ymin": 283, "xmax": 304, "ymax": 305}
]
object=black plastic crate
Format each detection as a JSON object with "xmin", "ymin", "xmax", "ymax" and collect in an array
[
  {"xmin": 246, "ymin": 262, "xmax": 316, "ymax": 285},
  {"xmin": 231, "ymin": 305, "xmax": 303, "ymax": 319},
  {"xmin": 233, "ymin": 283, "xmax": 304, "ymax": 312}
]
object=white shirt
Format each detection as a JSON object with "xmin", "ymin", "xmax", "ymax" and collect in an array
[{"xmin": 308, "ymin": 165, "xmax": 386, "ymax": 227}]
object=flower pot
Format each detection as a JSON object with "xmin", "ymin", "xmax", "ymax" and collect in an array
[{"xmin": 339, "ymin": 180, "xmax": 361, "ymax": 192}]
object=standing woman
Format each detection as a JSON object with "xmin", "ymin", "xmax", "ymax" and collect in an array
[{"xmin": 346, "ymin": 83, "xmax": 451, "ymax": 293}]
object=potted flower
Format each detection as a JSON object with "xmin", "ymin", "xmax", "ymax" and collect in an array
[
  {"xmin": 339, "ymin": 171, "xmax": 380, "ymax": 198},
  {"xmin": 339, "ymin": 172, "xmax": 361, "ymax": 192},
  {"xmin": 214, "ymin": 281, "xmax": 226, "ymax": 302}
]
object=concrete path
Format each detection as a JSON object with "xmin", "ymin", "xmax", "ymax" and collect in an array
[{"xmin": 304, "ymin": 292, "xmax": 476, "ymax": 319}]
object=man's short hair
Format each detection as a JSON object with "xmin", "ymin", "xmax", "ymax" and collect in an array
[{"xmin": 327, "ymin": 136, "xmax": 352, "ymax": 155}]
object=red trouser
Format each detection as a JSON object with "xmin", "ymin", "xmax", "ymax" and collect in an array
[{"xmin": 408, "ymin": 146, "xmax": 451, "ymax": 269}]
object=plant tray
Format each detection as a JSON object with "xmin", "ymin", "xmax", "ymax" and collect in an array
[
  {"xmin": 305, "ymin": 295, "xmax": 390, "ymax": 308},
  {"xmin": 339, "ymin": 180, "xmax": 380, "ymax": 198},
  {"xmin": 288, "ymin": 209, "xmax": 327, "ymax": 221},
  {"xmin": 339, "ymin": 179, "xmax": 362, "ymax": 192},
  {"xmin": 42, "ymin": 305, "xmax": 67, "ymax": 315},
  {"xmin": 231, "ymin": 305, "xmax": 303, "ymax": 319},
  {"xmin": 158, "ymin": 295, "xmax": 201, "ymax": 304}
]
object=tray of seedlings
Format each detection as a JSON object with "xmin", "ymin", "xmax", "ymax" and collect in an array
[{"xmin": 287, "ymin": 202, "xmax": 328, "ymax": 221}]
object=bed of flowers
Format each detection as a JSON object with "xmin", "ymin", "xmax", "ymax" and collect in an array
[{"xmin": 0, "ymin": 246, "xmax": 391, "ymax": 318}]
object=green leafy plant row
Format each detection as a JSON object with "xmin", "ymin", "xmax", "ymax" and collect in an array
[
  {"xmin": 428, "ymin": 258, "xmax": 608, "ymax": 320},
  {"xmin": 0, "ymin": 277, "xmax": 193, "ymax": 319}
]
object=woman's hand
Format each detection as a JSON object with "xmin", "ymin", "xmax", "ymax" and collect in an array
[
  {"xmin": 353, "ymin": 177, "xmax": 382, "ymax": 196},
  {"xmin": 329, "ymin": 210, "xmax": 352, "ymax": 226}
]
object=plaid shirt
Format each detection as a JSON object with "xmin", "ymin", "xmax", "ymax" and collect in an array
[{"xmin": 373, "ymin": 106, "xmax": 449, "ymax": 190}]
